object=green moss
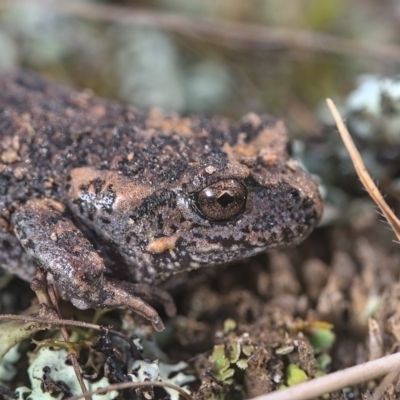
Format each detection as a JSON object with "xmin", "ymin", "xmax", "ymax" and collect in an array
[
  {"xmin": 286, "ymin": 364, "xmax": 308, "ymax": 386},
  {"xmin": 309, "ymin": 328, "xmax": 336, "ymax": 353},
  {"xmin": 209, "ymin": 337, "xmax": 255, "ymax": 384}
]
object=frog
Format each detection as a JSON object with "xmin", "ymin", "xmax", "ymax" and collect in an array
[{"xmin": 0, "ymin": 71, "xmax": 323, "ymax": 331}]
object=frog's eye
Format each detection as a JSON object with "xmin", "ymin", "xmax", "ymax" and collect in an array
[{"xmin": 195, "ymin": 179, "xmax": 247, "ymax": 221}]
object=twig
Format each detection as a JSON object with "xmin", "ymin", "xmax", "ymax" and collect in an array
[
  {"xmin": 247, "ymin": 351, "xmax": 400, "ymax": 400},
  {"xmin": 246, "ymin": 99, "xmax": 400, "ymax": 400},
  {"xmin": 372, "ymin": 369, "xmax": 399, "ymax": 400},
  {"xmin": 326, "ymin": 99, "xmax": 400, "ymax": 241},
  {"xmin": 47, "ymin": 285, "xmax": 89, "ymax": 400},
  {"xmin": 0, "ymin": 313, "xmax": 130, "ymax": 344},
  {"xmin": 0, "ymin": 0, "xmax": 400, "ymax": 64},
  {"xmin": 0, "ymin": 313, "xmax": 105, "ymax": 330},
  {"xmin": 64, "ymin": 380, "xmax": 193, "ymax": 400},
  {"xmin": 326, "ymin": 98, "xmax": 400, "ymax": 397}
]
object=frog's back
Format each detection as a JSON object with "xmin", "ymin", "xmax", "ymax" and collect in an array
[
  {"xmin": 0, "ymin": 71, "xmax": 123, "ymax": 214},
  {"xmin": 0, "ymin": 71, "xmax": 242, "ymax": 217}
]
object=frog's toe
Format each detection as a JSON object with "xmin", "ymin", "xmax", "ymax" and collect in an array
[
  {"xmin": 118, "ymin": 281, "xmax": 177, "ymax": 317},
  {"xmin": 100, "ymin": 279, "xmax": 168, "ymax": 331},
  {"xmin": 104, "ymin": 279, "xmax": 177, "ymax": 317}
]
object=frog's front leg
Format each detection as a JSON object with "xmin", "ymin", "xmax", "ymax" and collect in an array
[{"xmin": 11, "ymin": 199, "xmax": 174, "ymax": 331}]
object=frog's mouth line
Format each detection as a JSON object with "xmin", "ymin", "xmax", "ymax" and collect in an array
[{"xmin": 188, "ymin": 245, "xmax": 269, "ymax": 266}]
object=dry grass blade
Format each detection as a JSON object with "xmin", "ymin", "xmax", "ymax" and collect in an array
[
  {"xmin": 64, "ymin": 380, "xmax": 194, "ymax": 400},
  {"xmin": 0, "ymin": 314, "xmax": 104, "ymax": 331},
  {"xmin": 326, "ymin": 98, "xmax": 400, "ymax": 399},
  {"xmin": 246, "ymin": 351, "xmax": 400, "ymax": 400},
  {"xmin": 245, "ymin": 99, "xmax": 400, "ymax": 400},
  {"xmin": 47, "ymin": 285, "xmax": 89, "ymax": 399},
  {"xmin": 326, "ymin": 98, "xmax": 400, "ymax": 241},
  {"xmin": 0, "ymin": 313, "xmax": 133, "ymax": 346}
]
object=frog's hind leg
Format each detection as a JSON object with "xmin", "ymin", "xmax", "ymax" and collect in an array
[{"xmin": 11, "ymin": 199, "xmax": 173, "ymax": 331}]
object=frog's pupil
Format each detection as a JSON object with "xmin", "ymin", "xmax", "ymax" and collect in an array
[{"xmin": 217, "ymin": 192, "xmax": 234, "ymax": 208}]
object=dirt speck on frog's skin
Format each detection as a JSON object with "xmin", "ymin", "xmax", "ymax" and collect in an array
[{"xmin": 0, "ymin": 71, "xmax": 323, "ymax": 330}]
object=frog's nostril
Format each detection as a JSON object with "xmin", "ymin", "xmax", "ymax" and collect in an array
[{"xmin": 290, "ymin": 188, "xmax": 301, "ymax": 200}]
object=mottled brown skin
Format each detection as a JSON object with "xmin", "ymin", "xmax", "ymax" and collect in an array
[{"xmin": 0, "ymin": 71, "xmax": 322, "ymax": 330}]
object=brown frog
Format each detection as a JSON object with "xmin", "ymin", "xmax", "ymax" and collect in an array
[{"xmin": 0, "ymin": 71, "xmax": 322, "ymax": 330}]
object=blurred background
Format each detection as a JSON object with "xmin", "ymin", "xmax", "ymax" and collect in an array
[{"xmin": 0, "ymin": 0, "xmax": 398, "ymax": 132}]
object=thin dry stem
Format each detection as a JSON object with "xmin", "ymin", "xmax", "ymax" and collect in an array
[
  {"xmin": 48, "ymin": 285, "xmax": 89, "ymax": 400},
  {"xmin": 0, "ymin": 313, "xmax": 103, "ymax": 330},
  {"xmin": 64, "ymin": 380, "xmax": 193, "ymax": 400},
  {"xmin": 326, "ymin": 99, "xmax": 400, "ymax": 241},
  {"xmin": 326, "ymin": 98, "xmax": 400, "ymax": 398},
  {"xmin": 247, "ymin": 351, "xmax": 400, "ymax": 400},
  {"xmin": 0, "ymin": 313, "xmax": 130, "ymax": 344},
  {"xmin": 246, "ymin": 99, "xmax": 400, "ymax": 400},
  {"xmin": 372, "ymin": 369, "xmax": 399, "ymax": 400}
]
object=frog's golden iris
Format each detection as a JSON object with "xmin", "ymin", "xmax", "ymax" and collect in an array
[{"xmin": 194, "ymin": 179, "xmax": 246, "ymax": 221}]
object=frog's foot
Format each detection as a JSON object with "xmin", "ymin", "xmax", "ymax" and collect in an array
[
  {"xmin": 97, "ymin": 280, "xmax": 176, "ymax": 331},
  {"xmin": 105, "ymin": 280, "xmax": 177, "ymax": 317},
  {"xmin": 11, "ymin": 199, "xmax": 170, "ymax": 331}
]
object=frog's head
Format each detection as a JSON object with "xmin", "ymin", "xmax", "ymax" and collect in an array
[
  {"xmin": 66, "ymin": 115, "xmax": 322, "ymax": 282},
  {"xmin": 145, "ymin": 116, "xmax": 323, "ymax": 275}
]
